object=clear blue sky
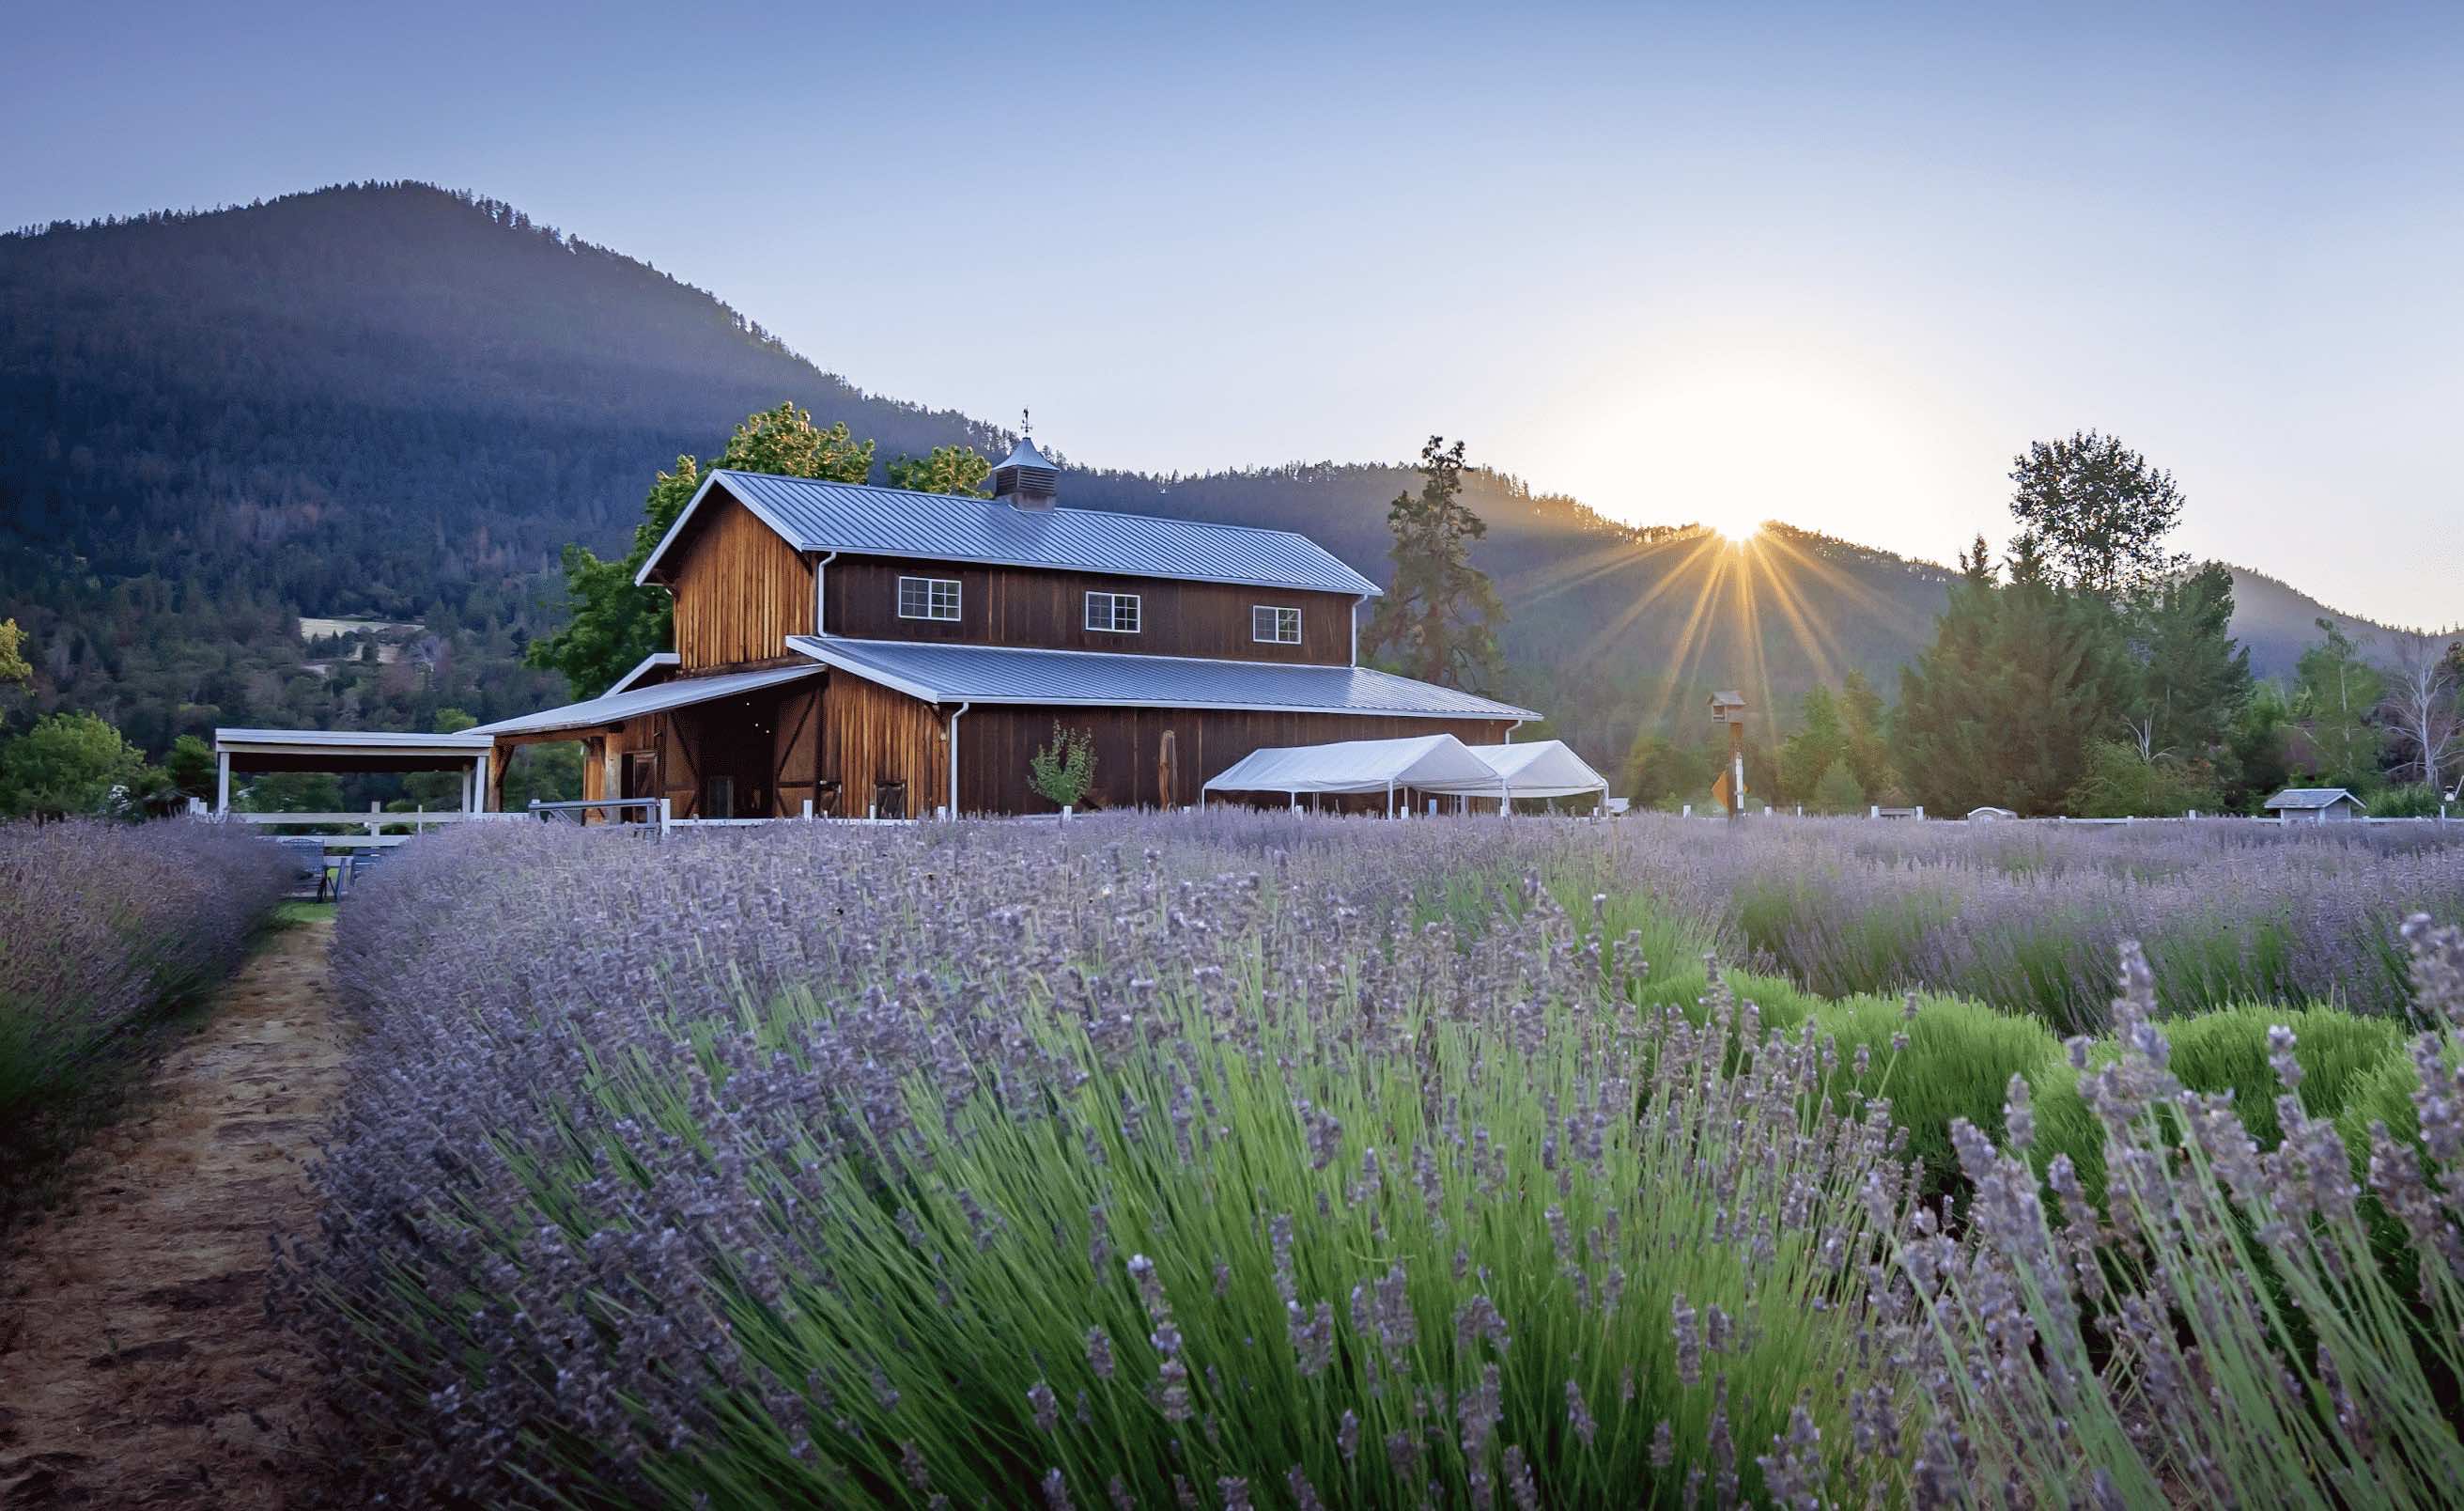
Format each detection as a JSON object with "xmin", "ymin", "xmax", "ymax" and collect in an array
[{"xmin": 6, "ymin": 2, "xmax": 2458, "ymax": 626}]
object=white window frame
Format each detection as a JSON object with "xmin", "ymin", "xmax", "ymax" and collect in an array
[
  {"xmin": 1085, "ymin": 590, "xmax": 1142, "ymax": 633},
  {"xmin": 897, "ymin": 575, "xmax": 961, "ymax": 621},
  {"xmin": 1252, "ymin": 604, "xmax": 1302, "ymax": 645}
]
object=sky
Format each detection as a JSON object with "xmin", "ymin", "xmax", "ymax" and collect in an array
[{"xmin": 5, "ymin": 1, "xmax": 2459, "ymax": 626}]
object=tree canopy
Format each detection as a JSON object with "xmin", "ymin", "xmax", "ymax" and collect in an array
[
  {"xmin": 1893, "ymin": 537, "xmax": 2127, "ymax": 815},
  {"xmin": 526, "ymin": 404, "xmax": 984, "ymax": 699},
  {"xmin": 0, "ymin": 710, "xmax": 144, "ymax": 817},
  {"xmin": 2007, "ymin": 430, "xmax": 2190, "ymax": 599}
]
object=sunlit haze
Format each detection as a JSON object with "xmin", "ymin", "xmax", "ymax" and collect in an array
[{"xmin": 6, "ymin": 1, "xmax": 2457, "ymax": 625}]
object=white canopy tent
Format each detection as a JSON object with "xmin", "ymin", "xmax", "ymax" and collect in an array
[
  {"xmin": 1201, "ymin": 733, "xmax": 1507, "ymax": 816},
  {"xmin": 1420, "ymin": 740, "xmax": 1610, "ymax": 806}
]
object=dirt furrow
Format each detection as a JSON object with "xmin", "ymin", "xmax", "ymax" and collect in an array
[{"xmin": 1, "ymin": 917, "xmax": 342, "ymax": 1507}]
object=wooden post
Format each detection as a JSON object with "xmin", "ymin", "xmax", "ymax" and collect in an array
[{"xmin": 215, "ymin": 751, "xmax": 231, "ymax": 815}]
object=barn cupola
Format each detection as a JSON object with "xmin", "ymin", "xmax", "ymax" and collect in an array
[{"xmin": 991, "ymin": 412, "xmax": 1060, "ymax": 511}]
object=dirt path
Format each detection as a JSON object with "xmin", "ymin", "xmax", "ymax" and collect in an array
[{"xmin": 1, "ymin": 917, "xmax": 344, "ymax": 1507}]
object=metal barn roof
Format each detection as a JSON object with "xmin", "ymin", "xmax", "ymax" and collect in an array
[
  {"xmin": 636, "ymin": 470, "xmax": 1385, "ymax": 598},
  {"xmin": 468, "ymin": 662, "xmax": 825, "ymax": 738},
  {"xmin": 215, "ymin": 728, "xmax": 495, "ymax": 753},
  {"xmin": 785, "ymin": 636, "xmax": 1537, "ymax": 721}
]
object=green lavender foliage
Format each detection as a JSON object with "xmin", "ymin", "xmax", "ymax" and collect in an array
[{"xmin": 1901, "ymin": 922, "xmax": 2464, "ymax": 1507}]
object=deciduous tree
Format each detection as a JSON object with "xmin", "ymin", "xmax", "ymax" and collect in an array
[
  {"xmin": 2379, "ymin": 628, "xmax": 2461, "ymax": 796},
  {"xmin": 530, "ymin": 404, "xmax": 946, "ymax": 699},
  {"xmin": 0, "ymin": 711, "xmax": 144, "ymax": 817},
  {"xmin": 2008, "ymin": 430, "xmax": 2189, "ymax": 599},
  {"xmin": 888, "ymin": 444, "xmax": 992, "ymax": 498},
  {"xmin": 0, "ymin": 618, "xmax": 27, "ymax": 687}
]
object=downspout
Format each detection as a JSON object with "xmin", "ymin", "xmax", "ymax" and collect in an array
[
  {"xmin": 813, "ymin": 551, "xmax": 840, "ymax": 639},
  {"xmin": 1352, "ymin": 595, "xmax": 1366, "ymax": 664},
  {"xmin": 945, "ymin": 701, "xmax": 969, "ymax": 819}
]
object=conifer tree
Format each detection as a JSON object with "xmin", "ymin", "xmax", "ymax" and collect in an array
[
  {"xmin": 1360, "ymin": 437, "xmax": 1506, "ymax": 689},
  {"xmin": 1893, "ymin": 536, "xmax": 2126, "ymax": 814}
]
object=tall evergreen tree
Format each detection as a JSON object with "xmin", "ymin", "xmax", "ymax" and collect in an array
[
  {"xmin": 1361, "ymin": 437, "xmax": 1506, "ymax": 689},
  {"xmin": 1894, "ymin": 536, "xmax": 2126, "ymax": 815},
  {"xmin": 1777, "ymin": 685, "xmax": 1844, "ymax": 805},
  {"xmin": 2122, "ymin": 562, "xmax": 2252, "ymax": 766}
]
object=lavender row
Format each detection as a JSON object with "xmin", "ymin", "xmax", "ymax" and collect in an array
[
  {"xmin": 0, "ymin": 818, "xmax": 294, "ymax": 1135},
  {"xmin": 1599, "ymin": 815, "xmax": 2464, "ymax": 1030}
]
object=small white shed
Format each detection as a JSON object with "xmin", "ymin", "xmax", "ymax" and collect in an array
[{"xmin": 2263, "ymin": 787, "xmax": 2367, "ymax": 822}]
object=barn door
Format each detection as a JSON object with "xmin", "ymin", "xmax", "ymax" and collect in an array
[
  {"xmin": 660, "ymin": 714, "xmax": 701, "ymax": 819},
  {"xmin": 1157, "ymin": 728, "xmax": 1177, "ymax": 811},
  {"xmin": 772, "ymin": 684, "xmax": 821, "ymax": 817}
]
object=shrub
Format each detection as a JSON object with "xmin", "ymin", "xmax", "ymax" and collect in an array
[
  {"xmin": 1900, "ymin": 927, "xmax": 2464, "ymax": 1503},
  {"xmin": 1810, "ymin": 756, "xmax": 1865, "ymax": 816},
  {"xmin": 2029, "ymin": 1004, "xmax": 2410, "ymax": 1206},
  {"xmin": 2371, "ymin": 783, "xmax": 2447, "ymax": 818},
  {"xmin": 1029, "ymin": 722, "xmax": 1098, "ymax": 810}
]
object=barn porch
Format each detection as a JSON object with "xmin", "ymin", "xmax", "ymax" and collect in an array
[{"xmin": 469, "ymin": 661, "xmax": 950, "ymax": 821}]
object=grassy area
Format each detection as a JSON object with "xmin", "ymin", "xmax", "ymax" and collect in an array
[{"xmin": 274, "ymin": 899, "xmax": 338, "ymax": 927}]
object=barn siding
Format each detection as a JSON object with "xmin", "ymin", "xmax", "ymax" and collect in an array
[
  {"xmin": 669, "ymin": 495, "xmax": 814, "ymax": 669},
  {"xmin": 820, "ymin": 674, "xmax": 948, "ymax": 818},
  {"xmin": 827, "ymin": 555, "xmax": 1356, "ymax": 664}
]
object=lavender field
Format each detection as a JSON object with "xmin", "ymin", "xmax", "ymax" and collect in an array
[
  {"xmin": 293, "ymin": 814, "xmax": 2464, "ymax": 1506},
  {"xmin": 0, "ymin": 818, "xmax": 293, "ymax": 1207}
]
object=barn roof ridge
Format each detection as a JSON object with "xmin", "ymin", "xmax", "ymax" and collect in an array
[{"xmin": 634, "ymin": 468, "xmax": 1386, "ymax": 598}]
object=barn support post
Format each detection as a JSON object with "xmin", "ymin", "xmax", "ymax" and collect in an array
[{"xmin": 215, "ymin": 751, "xmax": 231, "ymax": 815}]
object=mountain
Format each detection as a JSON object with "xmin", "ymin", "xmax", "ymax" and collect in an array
[{"xmin": 0, "ymin": 181, "xmax": 2410, "ymax": 777}]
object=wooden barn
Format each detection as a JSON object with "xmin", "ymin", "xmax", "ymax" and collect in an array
[{"xmin": 466, "ymin": 436, "xmax": 1537, "ymax": 818}]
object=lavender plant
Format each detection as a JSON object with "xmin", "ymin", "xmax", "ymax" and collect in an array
[
  {"xmin": 1602, "ymin": 816, "xmax": 2464, "ymax": 1030},
  {"xmin": 1892, "ymin": 921, "xmax": 2464, "ymax": 1505},
  {"xmin": 293, "ymin": 818, "xmax": 1926, "ymax": 1505},
  {"xmin": 0, "ymin": 817, "xmax": 292, "ymax": 1190}
]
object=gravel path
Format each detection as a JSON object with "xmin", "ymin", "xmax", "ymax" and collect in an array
[{"xmin": 0, "ymin": 917, "xmax": 343, "ymax": 1507}]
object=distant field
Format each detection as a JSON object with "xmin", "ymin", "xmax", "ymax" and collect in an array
[
  {"xmin": 287, "ymin": 812, "xmax": 2464, "ymax": 1505},
  {"xmin": 297, "ymin": 615, "xmax": 424, "ymax": 639}
]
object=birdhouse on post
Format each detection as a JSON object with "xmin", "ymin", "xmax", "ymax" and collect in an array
[{"xmin": 1708, "ymin": 691, "xmax": 1747, "ymax": 820}]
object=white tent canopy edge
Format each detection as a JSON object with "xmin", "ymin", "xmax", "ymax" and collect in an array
[{"xmin": 1199, "ymin": 733, "xmax": 1508, "ymax": 816}]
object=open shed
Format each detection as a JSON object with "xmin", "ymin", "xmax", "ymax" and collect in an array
[
  {"xmin": 211, "ymin": 727, "xmax": 498, "ymax": 814},
  {"xmin": 1201, "ymin": 733, "xmax": 1508, "ymax": 815}
]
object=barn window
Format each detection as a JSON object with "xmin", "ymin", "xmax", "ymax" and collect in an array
[
  {"xmin": 898, "ymin": 575, "xmax": 961, "ymax": 621},
  {"xmin": 1252, "ymin": 605, "xmax": 1301, "ymax": 644},
  {"xmin": 1086, "ymin": 591, "xmax": 1141, "ymax": 633}
]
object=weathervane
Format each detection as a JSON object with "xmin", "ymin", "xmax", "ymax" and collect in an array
[{"xmin": 1020, "ymin": 407, "xmax": 1032, "ymax": 440}]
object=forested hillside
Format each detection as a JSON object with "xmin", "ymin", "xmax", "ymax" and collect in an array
[{"xmin": 0, "ymin": 181, "xmax": 2397, "ymax": 772}]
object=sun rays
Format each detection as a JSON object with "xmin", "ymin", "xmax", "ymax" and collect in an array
[{"xmin": 1504, "ymin": 522, "xmax": 1909, "ymax": 738}]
